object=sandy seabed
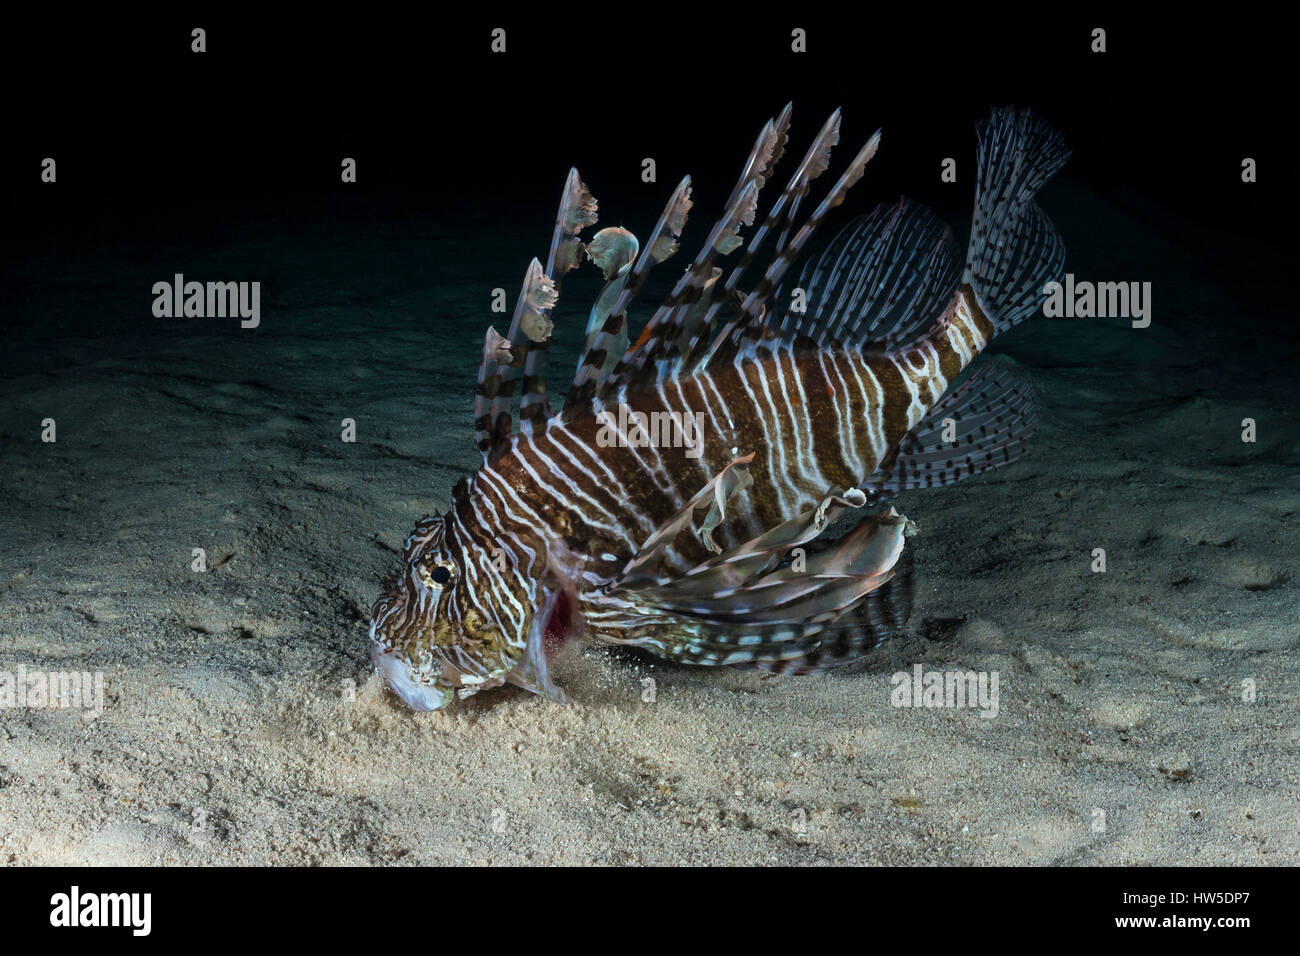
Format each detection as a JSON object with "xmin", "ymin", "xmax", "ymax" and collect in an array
[{"xmin": 1, "ymin": 182, "xmax": 1296, "ymax": 866}]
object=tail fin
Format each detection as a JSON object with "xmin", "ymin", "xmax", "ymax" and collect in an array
[{"xmin": 963, "ymin": 107, "xmax": 1070, "ymax": 334}]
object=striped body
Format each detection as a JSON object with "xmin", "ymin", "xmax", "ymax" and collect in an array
[{"xmin": 450, "ymin": 285, "xmax": 992, "ymax": 642}]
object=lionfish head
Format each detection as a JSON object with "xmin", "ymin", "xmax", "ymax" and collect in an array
[{"xmin": 368, "ymin": 511, "xmax": 540, "ymax": 711}]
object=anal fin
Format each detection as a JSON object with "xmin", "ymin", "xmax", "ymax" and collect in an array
[{"xmin": 614, "ymin": 505, "xmax": 916, "ymax": 668}]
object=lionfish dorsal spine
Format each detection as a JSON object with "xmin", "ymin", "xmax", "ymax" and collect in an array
[
  {"xmin": 614, "ymin": 114, "xmax": 881, "ymax": 393},
  {"xmin": 565, "ymin": 175, "xmax": 694, "ymax": 413},
  {"xmin": 680, "ymin": 123, "xmax": 881, "ymax": 376},
  {"xmin": 602, "ymin": 106, "xmax": 795, "ymax": 395},
  {"xmin": 474, "ymin": 169, "xmax": 598, "ymax": 458},
  {"xmin": 691, "ymin": 128, "xmax": 882, "ymax": 371},
  {"xmin": 474, "ymin": 257, "xmax": 554, "ymax": 457},
  {"xmin": 677, "ymin": 108, "xmax": 846, "ymax": 374},
  {"xmin": 733, "ymin": 130, "xmax": 882, "ymax": 324},
  {"xmin": 518, "ymin": 169, "xmax": 600, "ymax": 433},
  {"xmin": 717, "ymin": 104, "xmax": 827, "ymax": 300}
]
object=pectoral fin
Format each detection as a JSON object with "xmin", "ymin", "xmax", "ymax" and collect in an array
[
  {"xmin": 502, "ymin": 584, "xmax": 570, "ymax": 704},
  {"xmin": 611, "ymin": 491, "xmax": 915, "ymax": 667}
]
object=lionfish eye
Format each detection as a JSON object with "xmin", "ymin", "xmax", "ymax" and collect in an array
[{"xmin": 430, "ymin": 565, "xmax": 452, "ymax": 585}]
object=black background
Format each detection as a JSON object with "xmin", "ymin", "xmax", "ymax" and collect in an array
[
  {"xmin": 1, "ymin": 10, "xmax": 1287, "ymax": 260},
  {"xmin": 3, "ymin": 865, "xmax": 1286, "ymax": 939}
]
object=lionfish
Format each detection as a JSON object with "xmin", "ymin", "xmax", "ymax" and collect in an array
[{"xmin": 369, "ymin": 105, "xmax": 1068, "ymax": 710}]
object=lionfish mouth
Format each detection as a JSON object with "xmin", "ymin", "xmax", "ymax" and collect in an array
[{"xmin": 368, "ymin": 621, "xmax": 452, "ymax": 712}]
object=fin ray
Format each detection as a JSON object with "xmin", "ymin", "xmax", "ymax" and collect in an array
[{"xmin": 865, "ymin": 362, "xmax": 1039, "ymax": 494}]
